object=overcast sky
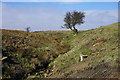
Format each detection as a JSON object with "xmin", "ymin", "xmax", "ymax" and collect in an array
[{"xmin": 2, "ymin": 2, "xmax": 118, "ymax": 31}]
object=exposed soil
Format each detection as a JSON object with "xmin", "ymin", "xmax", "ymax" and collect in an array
[{"xmin": 68, "ymin": 62, "xmax": 119, "ymax": 78}]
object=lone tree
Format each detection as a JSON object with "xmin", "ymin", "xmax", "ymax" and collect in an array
[
  {"xmin": 62, "ymin": 11, "xmax": 85, "ymax": 34},
  {"xmin": 25, "ymin": 27, "xmax": 30, "ymax": 32}
]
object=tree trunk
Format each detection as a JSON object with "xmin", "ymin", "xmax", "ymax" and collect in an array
[
  {"xmin": 69, "ymin": 27, "xmax": 74, "ymax": 33},
  {"xmin": 73, "ymin": 27, "xmax": 78, "ymax": 34}
]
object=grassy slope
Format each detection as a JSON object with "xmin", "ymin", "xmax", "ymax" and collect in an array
[
  {"xmin": 47, "ymin": 23, "xmax": 119, "ymax": 78},
  {"xmin": 2, "ymin": 22, "xmax": 119, "ymax": 79}
]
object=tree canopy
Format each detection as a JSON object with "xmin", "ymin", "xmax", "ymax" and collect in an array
[{"xmin": 62, "ymin": 11, "xmax": 85, "ymax": 34}]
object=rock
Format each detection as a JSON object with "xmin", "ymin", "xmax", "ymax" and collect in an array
[{"xmin": 80, "ymin": 55, "xmax": 88, "ymax": 61}]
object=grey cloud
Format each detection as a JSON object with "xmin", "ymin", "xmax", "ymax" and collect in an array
[
  {"xmin": 77, "ymin": 10, "xmax": 118, "ymax": 30},
  {"xmin": 2, "ymin": 4, "xmax": 66, "ymax": 31}
]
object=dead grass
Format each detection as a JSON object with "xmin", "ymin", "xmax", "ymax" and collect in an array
[{"xmin": 2, "ymin": 29, "xmax": 70, "ymax": 80}]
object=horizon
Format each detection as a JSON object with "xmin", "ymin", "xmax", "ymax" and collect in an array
[
  {"xmin": 1, "ymin": 22, "xmax": 118, "ymax": 32},
  {"xmin": 2, "ymin": 2, "xmax": 118, "ymax": 31}
]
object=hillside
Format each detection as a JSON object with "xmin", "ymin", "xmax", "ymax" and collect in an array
[
  {"xmin": 1, "ymin": 22, "xmax": 119, "ymax": 80},
  {"xmin": 47, "ymin": 23, "xmax": 119, "ymax": 78},
  {"xmin": 2, "ymin": 29, "xmax": 69, "ymax": 80}
]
